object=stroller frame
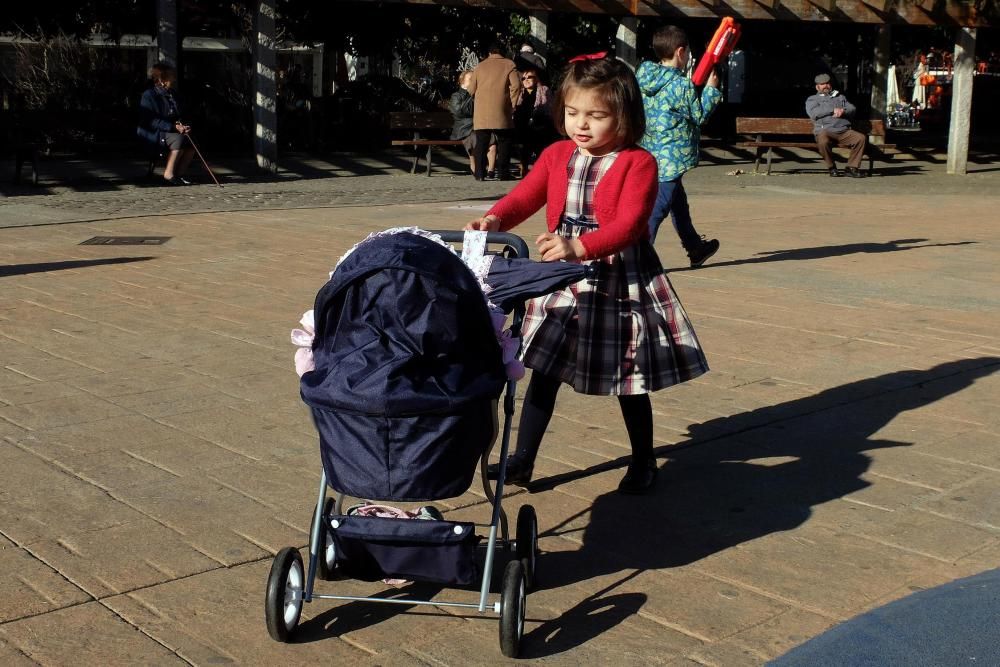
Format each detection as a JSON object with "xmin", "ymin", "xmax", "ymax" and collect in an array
[{"xmin": 265, "ymin": 232, "xmax": 539, "ymax": 658}]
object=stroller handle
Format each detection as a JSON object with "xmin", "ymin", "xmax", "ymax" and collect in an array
[{"xmin": 431, "ymin": 231, "xmax": 529, "ymax": 260}]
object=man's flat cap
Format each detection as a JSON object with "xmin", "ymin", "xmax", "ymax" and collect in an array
[{"xmin": 815, "ymin": 73, "xmax": 831, "ymax": 84}]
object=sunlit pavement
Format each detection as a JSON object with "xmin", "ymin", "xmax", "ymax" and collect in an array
[{"xmin": 1, "ymin": 152, "xmax": 998, "ymax": 665}]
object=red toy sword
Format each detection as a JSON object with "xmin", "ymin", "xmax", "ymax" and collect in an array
[{"xmin": 692, "ymin": 17, "xmax": 742, "ymax": 86}]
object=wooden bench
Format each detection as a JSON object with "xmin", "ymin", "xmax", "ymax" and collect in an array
[
  {"xmin": 389, "ymin": 111, "xmax": 464, "ymax": 176},
  {"xmin": 12, "ymin": 142, "xmax": 40, "ymax": 185},
  {"xmin": 736, "ymin": 117, "xmax": 896, "ymax": 175}
]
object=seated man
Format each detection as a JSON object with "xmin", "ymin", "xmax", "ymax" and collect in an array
[{"xmin": 805, "ymin": 73, "xmax": 867, "ymax": 178}]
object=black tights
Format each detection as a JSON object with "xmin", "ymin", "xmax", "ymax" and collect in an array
[{"xmin": 513, "ymin": 372, "xmax": 653, "ymax": 467}]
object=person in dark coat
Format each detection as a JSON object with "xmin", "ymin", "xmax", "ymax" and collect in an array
[
  {"xmin": 511, "ymin": 67, "xmax": 554, "ymax": 177},
  {"xmin": 449, "ymin": 71, "xmax": 495, "ymax": 177},
  {"xmin": 137, "ymin": 62, "xmax": 195, "ymax": 185}
]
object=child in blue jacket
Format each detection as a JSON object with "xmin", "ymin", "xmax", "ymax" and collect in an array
[{"xmin": 638, "ymin": 26, "xmax": 722, "ymax": 268}]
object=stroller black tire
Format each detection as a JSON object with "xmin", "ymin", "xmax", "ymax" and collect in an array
[
  {"xmin": 515, "ymin": 504, "xmax": 538, "ymax": 591},
  {"xmin": 310, "ymin": 497, "xmax": 338, "ymax": 581},
  {"xmin": 265, "ymin": 547, "xmax": 304, "ymax": 642},
  {"xmin": 499, "ymin": 560, "xmax": 526, "ymax": 658}
]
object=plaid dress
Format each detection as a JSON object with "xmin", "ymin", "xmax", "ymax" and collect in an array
[{"xmin": 520, "ymin": 149, "xmax": 709, "ymax": 395}]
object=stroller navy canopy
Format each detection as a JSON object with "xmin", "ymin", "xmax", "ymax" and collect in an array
[{"xmin": 301, "ymin": 232, "xmax": 507, "ymax": 501}]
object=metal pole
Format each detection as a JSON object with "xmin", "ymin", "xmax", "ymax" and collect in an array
[{"xmin": 304, "ymin": 469, "xmax": 328, "ymax": 602}]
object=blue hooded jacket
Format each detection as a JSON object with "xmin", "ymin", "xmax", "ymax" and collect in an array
[{"xmin": 637, "ymin": 61, "xmax": 722, "ymax": 181}]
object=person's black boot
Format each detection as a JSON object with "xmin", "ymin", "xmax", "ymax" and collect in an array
[
  {"xmin": 828, "ymin": 166, "xmax": 841, "ymax": 177},
  {"xmin": 687, "ymin": 238, "xmax": 720, "ymax": 268},
  {"xmin": 617, "ymin": 457, "xmax": 657, "ymax": 495},
  {"xmin": 486, "ymin": 453, "xmax": 534, "ymax": 486},
  {"xmin": 845, "ymin": 167, "xmax": 865, "ymax": 178}
]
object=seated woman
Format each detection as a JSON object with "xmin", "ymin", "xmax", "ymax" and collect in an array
[
  {"xmin": 137, "ymin": 62, "xmax": 195, "ymax": 186},
  {"xmin": 449, "ymin": 71, "xmax": 496, "ymax": 178},
  {"xmin": 512, "ymin": 67, "xmax": 554, "ymax": 177}
]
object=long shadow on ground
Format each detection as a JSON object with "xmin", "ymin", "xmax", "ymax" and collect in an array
[
  {"xmin": 0, "ymin": 256, "xmax": 155, "ymax": 277},
  {"xmin": 670, "ymin": 238, "xmax": 977, "ymax": 272},
  {"xmin": 520, "ymin": 357, "xmax": 999, "ymax": 658}
]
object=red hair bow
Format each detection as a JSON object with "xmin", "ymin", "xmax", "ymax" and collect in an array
[{"xmin": 569, "ymin": 51, "xmax": 608, "ymax": 63}]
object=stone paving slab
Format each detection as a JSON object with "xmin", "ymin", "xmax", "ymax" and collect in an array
[
  {"xmin": 0, "ymin": 602, "xmax": 186, "ymax": 665},
  {"xmin": 0, "ymin": 540, "xmax": 92, "ymax": 623},
  {"xmin": 1, "ymin": 163, "xmax": 999, "ymax": 665}
]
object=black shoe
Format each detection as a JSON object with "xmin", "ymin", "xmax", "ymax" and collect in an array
[
  {"xmin": 162, "ymin": 176, "xmax": 187, "ymax": 186},
  {"xmin": 828, "ymin": 166, "xmax": 841, "ymax": 177},
  {"xmin": 485, "ymin": 170, "xmax": 498, "ymax": 181},
  {"xmin": 687, "ymin": 238, "xmax": 720, "ymax": 268},
  {"xmin": 845, "ymin": 167, "xmax": 865, "ymax": 178},
  {"xmin": 486, "ymin": 454, "xmax": 533, "ymax": 486},
  {"xmin": 618, "ymin": 458, "xmax": 657, "ymax": 495}
]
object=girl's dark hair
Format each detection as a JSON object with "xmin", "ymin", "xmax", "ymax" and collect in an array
[
  {"xmin": 552, "ymin": 55, "xmax": 646, "ymax": 148},
  {"xmin": 652, "ymin": 26, "xmax": 688, "ymax": 61}
]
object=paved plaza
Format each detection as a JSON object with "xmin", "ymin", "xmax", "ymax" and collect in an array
[{"xmin": 1, "ymin": 150, "xmax": 998, "ymax": 665}]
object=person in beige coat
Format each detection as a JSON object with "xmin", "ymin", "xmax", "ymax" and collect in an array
[{"xmin": 468, "ymin": 43, "xmax": 521, "ymax": 180}]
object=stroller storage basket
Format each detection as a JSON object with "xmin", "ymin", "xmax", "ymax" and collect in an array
[{"xmin": 331, "ymin": 515, "xmax": 479, "ymax": 585}]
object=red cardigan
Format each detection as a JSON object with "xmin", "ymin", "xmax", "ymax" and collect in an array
[{"xmin": 488, "ymin": 140, "xmax": 658, "ymax": 260}]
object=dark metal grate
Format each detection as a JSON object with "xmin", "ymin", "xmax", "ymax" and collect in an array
[{"xmin": 80, "ymin": 236, "xmax": 172, "ymax": 246}]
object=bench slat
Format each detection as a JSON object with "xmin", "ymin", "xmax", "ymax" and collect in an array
[
  {"xmin": 736, "ymin": 116, "xmax": 885, "ymax": 136},
  {"xmin": 736, "ymin": 141, "xmax": 819, "ymax": 149},
  {"xmin": 392, "ymin": 139, "xmax": 464, "ymax": 146},
  {"xmin": 388, "ymin": 111, "xmax": 454, "ymax": 131},
  {"xmin": 737, "ymin": 141, "xmax": 896, "ymax": 151}
]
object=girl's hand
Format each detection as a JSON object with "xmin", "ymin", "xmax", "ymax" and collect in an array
[
  {"xmin": 536, "ymin": 233, "xmax": 585, "ymax": 262},
  {"xmin": 464, "ymin": 215, "xmax": 500, "ymax": 231},
  {"xmin": 706, "ymin": 70, "xmax": 720, "ymax": 88}
]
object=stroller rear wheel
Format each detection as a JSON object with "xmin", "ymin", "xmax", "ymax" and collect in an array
[
  {"xmin": 516, "ymin": 504, "xmax": 538, "ymax": 591},
  {"xmin": 265, "ymin": 547, "xmax": 304, "ymax": 642},
  {"xmin": 310, "ymin": 497, "xmax": 338, "ymax": 580},
  {"xmin": 499, "ymin": 559, "xmax": 526, "ymax": 658}
]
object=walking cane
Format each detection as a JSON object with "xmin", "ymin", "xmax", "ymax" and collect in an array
[{"xmin": 187, "ymin": 133, "xmax": 223, "ymax": 188}]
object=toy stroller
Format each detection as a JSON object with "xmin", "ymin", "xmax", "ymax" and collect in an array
[{"xmin": 264, "ymin": 230, "xmax": 589, "ymax": 657}]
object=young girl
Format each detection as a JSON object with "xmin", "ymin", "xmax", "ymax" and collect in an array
[{"xmin": 466, "ymin": 53, "xmax": 708, "ymax": 494}]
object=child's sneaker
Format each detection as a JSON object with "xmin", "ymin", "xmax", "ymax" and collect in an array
[{"xmin": 688, "ymin": 238, "xmax": 720, "ymax": 268}]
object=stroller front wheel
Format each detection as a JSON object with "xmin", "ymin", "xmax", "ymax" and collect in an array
[
  {"xmin": 265, "ymin": 547, "xmax": 304, "ymax": 642},
  {"xmin": 499, "ymin": 560, "xmax": 526, "ymax": 658},
  {"xmin": 516, "ymin": 504, "xmax": 539, "ymax": 591}
]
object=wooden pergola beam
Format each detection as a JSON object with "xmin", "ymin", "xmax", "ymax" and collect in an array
[{"xmin": 346, "ymin": 0, "xmax": 991, "ymax": 26}]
